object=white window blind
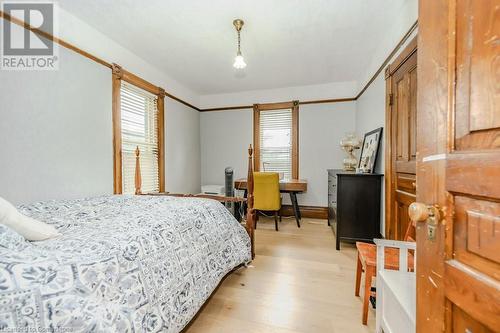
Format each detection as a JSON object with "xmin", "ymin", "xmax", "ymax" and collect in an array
[
  {"xmin": 259, "ymin": 109, "xmax": 292, "ymax": 179},
  {"xmin": 120, "ymin": 82, "xmax": 159, "ymax": 194}
]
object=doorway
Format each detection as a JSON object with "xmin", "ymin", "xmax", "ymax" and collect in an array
[{"xmin": 385, "ymin": 37, "xmax": 418, "ymax": 240}]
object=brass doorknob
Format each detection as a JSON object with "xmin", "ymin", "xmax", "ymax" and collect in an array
[{"xmin": 408, "ymin": 202, "xmax": 440, "ymax": 223}]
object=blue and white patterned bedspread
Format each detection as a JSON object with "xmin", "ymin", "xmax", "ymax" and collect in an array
[{"xmin": 0, "ymin": 195, "xmax": 251, "ymax": 332}]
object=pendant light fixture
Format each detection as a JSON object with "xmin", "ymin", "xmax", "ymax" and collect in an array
[{"xmin": 233, "ymin": 19, "xmax": 247, "ymax": 69}]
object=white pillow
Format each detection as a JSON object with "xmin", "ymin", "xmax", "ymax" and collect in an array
[{"xmin": 0, "ymin": 197, "xmax": 60, "ymax": 241}]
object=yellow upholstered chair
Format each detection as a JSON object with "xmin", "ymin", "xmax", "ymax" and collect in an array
[{"xmin": 253, "ymin": 172, "xmax": 282, "ymax": 231}]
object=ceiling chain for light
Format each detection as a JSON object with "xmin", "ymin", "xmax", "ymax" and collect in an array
[{"xmin": 233, "ymin": 19, "xmax": 247, "ymax": 69}]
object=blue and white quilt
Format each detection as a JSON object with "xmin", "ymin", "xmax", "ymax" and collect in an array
[{"xmin": 0, "ymin": 195, "xmax": 251, "ymax": 332}]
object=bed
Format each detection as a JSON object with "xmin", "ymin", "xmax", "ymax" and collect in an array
[{"xmin": 0, "ymin": 147, "xmax": 258, "ymax": 332}]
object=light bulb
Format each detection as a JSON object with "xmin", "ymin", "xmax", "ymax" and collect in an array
[{"xmin": 233, "ymin": 53, "xmax": 247, "ymax": 69}]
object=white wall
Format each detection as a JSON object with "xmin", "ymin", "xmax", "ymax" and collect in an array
[
  {"xmin": 355, "ymin": 74, "xmax": 386, "ymax": 235},
  {"xmin": 355, "ymin": 26, "xmax": 418, "ymax": 235},
  {"xmin": 0, "ymin": 46, "xmax": 112, "ymax": 204},
  {"xmin": 355, "ymin": 74, "xmax": 386, "ymax": 174},
  {"xmin": 201, "ymin": 109, "xmax": 253, "ymax": 187},
  {"xmin": 357, "ymin": 0, "xmax": 418, "ymax": 91},
  {"xmin": 0, "ymin": 9, "xmax": 202, "ymax": 203},
  {"xmin": 299, "ymin": 102, "xmax": 356, "ymax": 206},
  {"xmin": 1, "ymin": 2, "xmax": 417, "ymax": 209},
  {"xmin": 200, "ymin": 80, "xmax": 358, "ymax": 207},
  {"xmin": 199, "ymin": 0, "xmax": 417, "ymax": 221},
  {"xmin": 55, "ymin": 8, "xmax": 202, "ymax": 196},
  {"xmin": 57, "ymin": 8, "xmax": 199, "ymax": 104},
  {"xmin": 165, "ymin": 99, "xmax": 201, "ymax": 194},
  {"xmin": 200, "ymin": 102, "xmax": 356, "ymax": 207}
]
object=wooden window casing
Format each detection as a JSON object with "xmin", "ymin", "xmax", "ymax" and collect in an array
[
  {"xmin": 112, "ymin": 63, "xmax": 165, "ymax": 194},
  {"xmin": 253, "ymin": 101, "xmax": 299, "ymax": 179}
]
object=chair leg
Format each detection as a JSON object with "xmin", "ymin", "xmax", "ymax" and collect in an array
[
  {"xmin": 362, "ymin": 265, "xmax": 374, "ymax": 325},
  {"xmin": 355, "ymin": 254, "xmax": 362, "ymax": 296},
  {"xmin": 274, "ymin": 211, "xmax": 279, "ymax": 231},
  {"xmin": 279, "ymin": 209, "xmax": 282, "ymax": 222}
]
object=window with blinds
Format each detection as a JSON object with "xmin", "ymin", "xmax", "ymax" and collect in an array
[
  {"xmin": 120, "ymin": 82, "xmax": 159, "ymax": 194},
  {"xmin": 259, "ymin": 109, "xmax": 293, "ymax": 179}
]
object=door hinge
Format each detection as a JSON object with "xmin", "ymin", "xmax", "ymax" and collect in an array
[{"xmin": 388, "ymin": 93, "xmax": 394, "ymax": 106}]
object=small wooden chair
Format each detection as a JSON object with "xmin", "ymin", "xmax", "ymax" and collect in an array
[{"xmin": 355, "ymin": 221, "xmax": 416, "ymax": 325}]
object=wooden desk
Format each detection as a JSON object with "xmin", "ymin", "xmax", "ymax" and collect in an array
[
  {"xmin": 234, "ymin": 178, "xmax": 307, "ymax": 192},
  {"xmin": 234, "ymin": 178, "xmax": 307, "ymax": 226}
]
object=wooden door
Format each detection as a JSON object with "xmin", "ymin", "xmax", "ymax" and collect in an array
[
  {"xmin": 385, "ymin": 38, "xmax": 418, "ymax": 240},
  {"xmin": 415, "ymin": 0, "xmax": 500, "ymax": 332}
]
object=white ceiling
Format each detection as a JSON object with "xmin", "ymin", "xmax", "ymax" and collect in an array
[{"xmin": 60, "ymin": 0, "xmax": 406, "ymax": 95}]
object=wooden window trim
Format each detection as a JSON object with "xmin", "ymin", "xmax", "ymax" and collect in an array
[
  {"xmin": 112, "ymin": 63, "xmax": 165, "ymax": 194},
  {"xmin": 253, "ymin": 100, "xmax": 299, "ymax": 179}
]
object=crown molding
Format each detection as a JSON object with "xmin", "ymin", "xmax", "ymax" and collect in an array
[
  {"xmin": 200, "ymin": 20, "xmax": 418, "ymax": 112},
  {"xmin": 1, "ymin": 11, "xmax": 417, "ymax": 113},
  {"xmin": 355, "ymin": 20, "xmax": 418, "ymax": 100},
  {"xmin": 0, "ymin": 11, "xmax": 199, "ymax": 111},
  {"xmin": 0, "ymin": 10, "xmax": 112, "ymax": 69}
]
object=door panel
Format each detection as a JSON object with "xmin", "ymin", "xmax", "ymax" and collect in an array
[
  {"xmin": 395, "ymin": 77, "xmax": 408, "ymax": 161},
  {"xmin": 453, "ymin": 304, "xmax": 495, "ymax": 333},
  {"xmin": 455, "ymin": 0, "xmax": 500, "ymax": 151},
  {"xmin": 417, "ymin": 0, "xmax": 500, "ymax": 331},
  {"xmin": 409, "ymin": 67, "xmax": 417, "ymax": 161},
  {"xmin": 454, "ymin": 196, "xmax": 500, "ymax": 279},
  {"xmin": 445, "ymin": 1, "xmax": 500, "ymax": 329},
  {"xmin": 455, "ymin": 0, "xmax": 500, "ymax": 138},
  {"xmin": 447, "ymin": 154, "xmax": 500, "ymax": 198},
  {"xmin": 395, "ymin": 190, "xmax": 414, "ymax": 240},
  {"xmin": 445, "ymin": 261, "xmax": 500, "ymax": 331}
]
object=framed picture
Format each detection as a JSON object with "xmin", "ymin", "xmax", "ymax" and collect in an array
[{"xmin": 358, "ymin": 127, "xmax": 383, "ymax": 173}]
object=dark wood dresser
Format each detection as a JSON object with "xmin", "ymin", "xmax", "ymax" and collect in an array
[{"xmin": 328, "ymin": 169, "xmax": 383, "ymax": 250}]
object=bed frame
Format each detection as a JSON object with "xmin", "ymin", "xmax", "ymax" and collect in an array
[{"xmin": 134, "ymin": 145, "xmax": 256, "ymax": 259}]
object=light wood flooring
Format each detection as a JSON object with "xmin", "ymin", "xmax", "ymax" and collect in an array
[{"xmin": 185, "ymin": 216, "xmax": 376, "ymax": 333}]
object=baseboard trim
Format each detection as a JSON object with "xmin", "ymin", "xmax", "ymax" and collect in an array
[{"xmin": 280, "ymin": 205, "xmax": 328, "ymax": 219}]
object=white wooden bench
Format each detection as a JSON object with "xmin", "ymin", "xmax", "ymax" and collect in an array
[{"xmin": 374, "ymin": 239, "xmax": 416, "ymax": 333}]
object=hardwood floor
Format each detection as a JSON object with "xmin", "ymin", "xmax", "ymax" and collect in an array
[{"xmin": 186, "ymin": 217, "xmax": 376, "ymax": 333}]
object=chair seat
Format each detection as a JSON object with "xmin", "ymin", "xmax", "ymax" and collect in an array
[{"xmin": 356, "ymin": 242, "xmax": 415, "ymax": 271}]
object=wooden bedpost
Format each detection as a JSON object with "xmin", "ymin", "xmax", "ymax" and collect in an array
[
  {"xmin": 246, "ymin": 144, "xmax": 255, "ymax": 259},
  {"xmin": 135, "ymin": 146, "xmax": 142, "ymax": 195}
]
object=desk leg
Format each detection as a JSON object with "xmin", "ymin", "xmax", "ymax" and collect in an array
[
  {"xmin": 289, "ymin": 192, "xmax": 301, "ymax": 228},
  {"xmin": 296, "ymin": 197, "xmax": 302, "ymax": 220},
  {"xmin": 234, "ymin": 190, "xmax": 247, "ymax": 222},
  {"xmin": 234, "ymin": 202, "xmax": 241, "ymax": 222}
]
